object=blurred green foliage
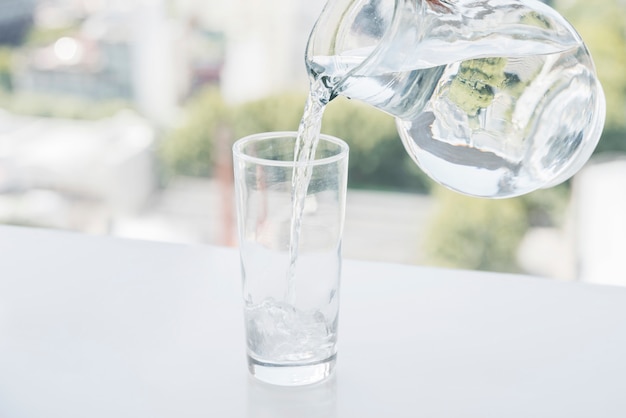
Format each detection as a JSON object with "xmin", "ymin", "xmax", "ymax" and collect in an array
[
  {"xmin": 0, "ymin": 47, "xmax": 13, "ymax": 92},
  {"xmin": 161, "ymin": 89, "xmax": 305, "ymax": 178},
  {"xmin": 159, "ymin": 89, "xmax": 433, "ymax": 192},
  {"xmin": 556, "ymin": 0, "xmax": 626, "ymax": 144},
  {"xmin": 232, "ymin": 91, "xmax": 305, "ymax": 136},
  {"xmin": 448, "ymin": 57, "xmax": 508, "ymax": 116},
  {"xmin": 423, "ymin": 183, "xmax": 570, "ymax": 272},
  {"xmin": 160, "ymin": 88, "xmax": 230, "ymax": 177},
  {"xmin": 0, "ymin": 92, "xmax": 130, "ymax": 119},
  {"xmin": 423, "ymin": 187, "xmax": 529, "ymax": 272},
  {"xmin": 323, "ymin": 97, "xmax": 432, "ymax": 192},
  {"xmin": 25, "ymin": 26, "xmax": 79, "ymax": 47}
]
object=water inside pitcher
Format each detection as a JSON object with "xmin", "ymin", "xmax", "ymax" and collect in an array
[{"xmin": 306, "ymin": 0, "xmax": 606, "ymax": 198}]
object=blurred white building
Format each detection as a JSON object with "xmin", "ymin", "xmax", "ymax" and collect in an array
[
  {"xmin": 173, "ymin": 0, "xmax": 324, "ymax": 103},
  {"xmin": 0, "ymin": 110, "xmax": 156, "ymax": 229},
  {"xmin": 572, "ymin": 157, "xmax": 626, "ymax": 286},
  {"xmin": 12, "ymin": 0, "xmax": 221, "ymax": 124},
  {"xmin": 12, "ymin": 0, "xmax": 321, "ymax": 123}
]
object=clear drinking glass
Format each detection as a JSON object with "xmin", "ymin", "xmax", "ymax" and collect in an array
[{"xmin": 233, "ymin": 131, "xmax": 349, "ymax": 386}]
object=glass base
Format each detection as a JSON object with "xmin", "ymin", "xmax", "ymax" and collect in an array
[{"xmin": 247, "ymin": 354, "xmax": 336, "ymax": 386}]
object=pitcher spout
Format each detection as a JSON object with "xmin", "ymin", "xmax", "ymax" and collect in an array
[{"xmin": 305, "ymin": 0, "xmax": 398, "ymax": 90}]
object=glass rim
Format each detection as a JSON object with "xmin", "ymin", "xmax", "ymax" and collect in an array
[{"xmin": 232, "ymin": 131, "xmax": 349, "ymax": 167}]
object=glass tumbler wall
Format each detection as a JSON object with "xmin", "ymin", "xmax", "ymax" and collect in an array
[{"xmin": 233, "ymin": 132, "xmax": 349, "ymax": 386}]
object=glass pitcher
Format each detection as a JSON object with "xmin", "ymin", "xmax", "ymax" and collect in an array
[{"xmin": 305, "ymin": 0, "xmax": 606, "ymax": 198}]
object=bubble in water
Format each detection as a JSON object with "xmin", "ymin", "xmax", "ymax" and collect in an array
[{"xmin": 246, "ymin": 298, "xmax": 335, "ymax": 363}]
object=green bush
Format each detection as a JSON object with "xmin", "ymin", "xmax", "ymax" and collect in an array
[
  {"xmin": 0, "ymin": 92, "xmax": 130, "ymax": 119},
  {"xmin": 160, "ymin": 87, "xmax": 231, "ymax": 177},
  {"xmin": 0, "ymin": 47, "xmax": 13, "ymax": 92},
  {"xmin": 231, "ymin": 92, "xmax": 306, "ymax": 138},
  {"xmin": 423, "ymin": 187, "xmax": 529, "ymax": 272},
  {"xmin": 555, "ymin": 0, "xmax": 626, "ymax": 154},
  {"xmin": 519, "ymin": 185, "xmax": 570, "ymax": 228},
  {"xmin": 556, "ymin": 0, "xmax": 626, "ymax": 132},
  {"xmin": 322, "ymin": 97, "xmax": 433, "ymax": 193},
  {"xmin": 25, "ymin": 26, "xmax": 79, "ymax": 47},
  {"xmin": 423, "ymin": 183, "xmax": 570, "ymax": 273},
  {"xmin": 160, "ymin": 90, "xmax": 433, "ymax": 193}
]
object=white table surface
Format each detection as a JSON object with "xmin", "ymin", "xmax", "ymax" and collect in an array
[{"xmin": 1, "ymin": 225, "xmax": 625, "ymax": 418}]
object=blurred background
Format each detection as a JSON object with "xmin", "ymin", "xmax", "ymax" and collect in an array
[{"xmin": 0, "ymin": 0, "xmax": 625, "ymax": 286}]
